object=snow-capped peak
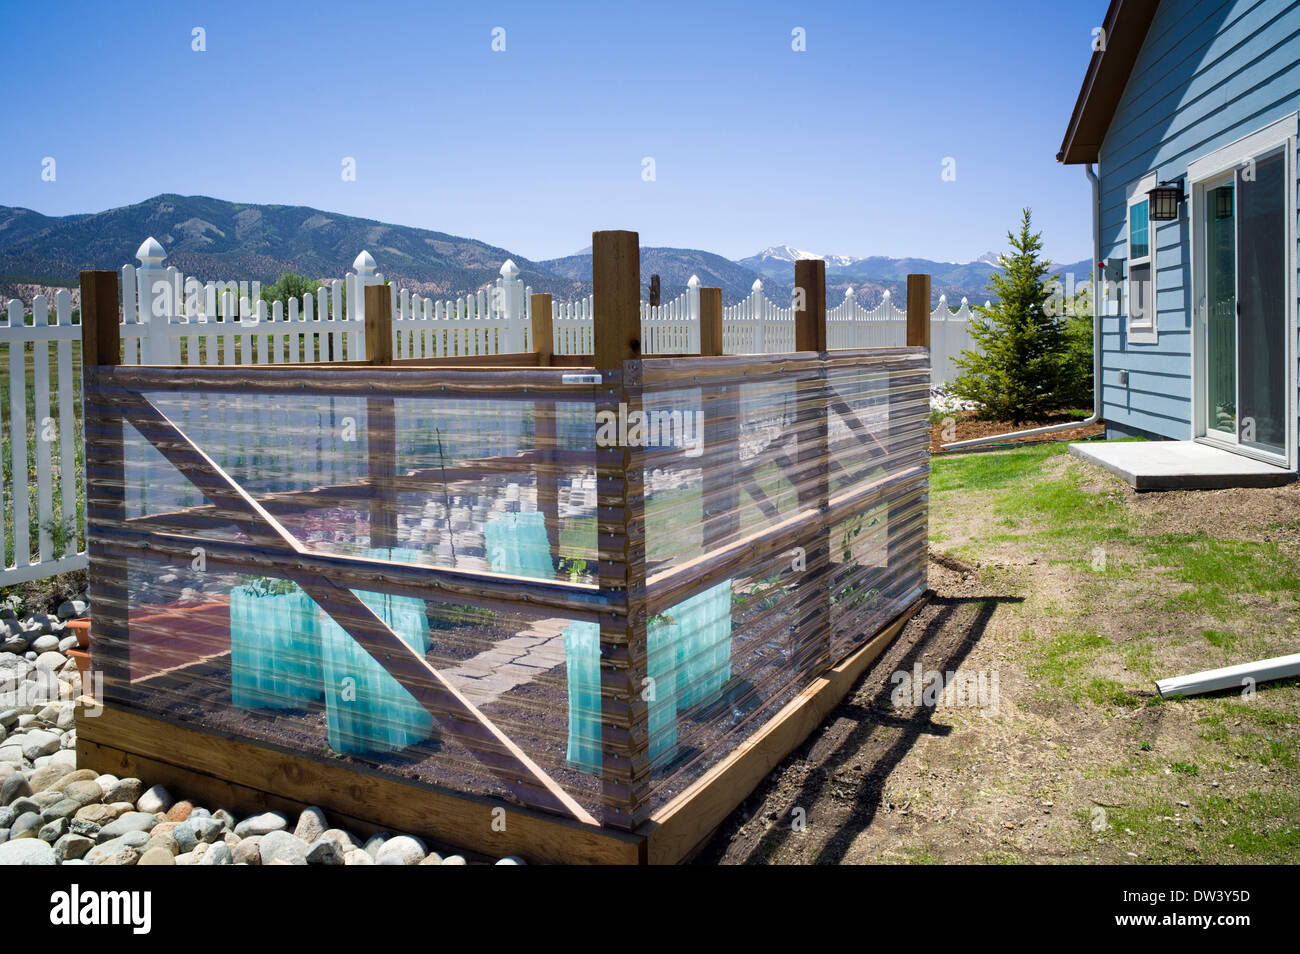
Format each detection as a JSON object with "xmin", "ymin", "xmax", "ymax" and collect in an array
[
  {"xmin": 754, "ymin": 245, "xmax": 862, "ymax": 267},
  {"xmin": 756, "ymin": 244, "xmax": 823, "ymax": 262}
]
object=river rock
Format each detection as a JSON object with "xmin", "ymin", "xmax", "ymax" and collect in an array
[
  {"xmin": 85, "ymin": 829, "xmax": 149, "ymax": 865},
  {"xmin": 10, "ymin": 811, "xmax": 42, "ymax": 839},
  {"xmin": 362, "ymin": 832, "xmax": 389, "ymax": 859},
  {"xmin": 234, "ymin": 811, "xmax": 286, "ymax": 837},
  {"xmin": 74, "ymin": 803, "xmax": 124, "ymax": 826},
  {"xmin": 293, "ymin": 806, "xmax": 328, "ymax": 843},
  {"xmin": 34, "ymin": 652, "xmax": 68, "ymax": 673},
  {"xmin": 305, "ymin": 836, "xmax": 344, "ymax": 865},
  {"xmin": 53, "ymin": 832, "xmax": 94, "ymax": 862},
  {"xmin": 174, "ymin": 815, "xmax": 223, "ymax": 852},
  {"xmin": 28, "ymin": 762, "xmax": 75, "ymax": 793},
  {"xmin": 20, "ymin": 729, "xmax": 61, "ymax": 760},
  {"xmin": 199, "ymin": 841, "xmax": 232, "ymax": 865},
  {"xmin": 375, "ymin": 835, "xmax": 426, "ymax": 865},
  {"xmin": 41, "ymin": 797, "xmax": 81, "ymax": 823},
  {"xmin": 58, "ymin": 600, "xmax": 87, "ymax": 620},
  {"xmin": 0, "ymin": 773, "xmax": 31, "ymax": 804},
  {"xmin": 38, "ymin": 816, "xmax": 68, "ymax": 841},
  {"xmin": 232, "ymin": 836, "xmax": 262, "ymax": 865},
  {"xmin": 101, "ymin": 776, "xmax": 142, "ymax": 804},
  {"xmin": 0, "ymin": 838, "xmax": 56, "ymax": 864},
  {"xmin": 68, "ymin": 818, "xmax": 101, "ymax": 839},
  {"xmin": 138, "ymin": 846, "xmax": 175, "ymax": 865},
  {"xmin": 343, "ymin": 848, "xmax": 374, "ymax": 865},
  {"xmin": 144, "ymin": 830, "xmax": 179, "ymax": 856},
  {"xmin": 259, "ymin": 829, "xmax": 309, "ymax": 865},
  {"xmin": 61, "ymin": 780, "xmax": 103, "ymax": 807},
  {"xmin": 96, "ymin": 811, "xmax": 159, "ymax": 842},
  {"xmin": 136, "ymin": 784, "xmax": 173, "ymax": 814},
  {"xmin": 51, "ymin": 769, "xmax": 98, "ymax": 791}
]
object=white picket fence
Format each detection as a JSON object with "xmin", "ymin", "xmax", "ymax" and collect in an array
[
  {"xmin": 1, "ymin": 236, "xmax": 983, "ymax": 585},
  {"xmin": 1, "ymin": 292, "xmax": 84, "ymax": 585}
]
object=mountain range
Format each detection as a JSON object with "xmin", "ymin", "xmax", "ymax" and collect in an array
[{"xmin": 0, "ymin": 194, "xmax": 1092, "ymax": 308}]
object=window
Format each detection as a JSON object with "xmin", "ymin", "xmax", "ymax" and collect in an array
[{"xmin": 1126, "ymin": 174, "xmax": 1157, "ymax": 344}]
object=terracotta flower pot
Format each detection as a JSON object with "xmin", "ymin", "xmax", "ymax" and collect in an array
[
  {"xmin": 65, "ymin": 618, "xmax": 91, "ymax": 649},
  {"xmin": 67, "ymin": 648, "xmax": 92, "ymax": 682}
]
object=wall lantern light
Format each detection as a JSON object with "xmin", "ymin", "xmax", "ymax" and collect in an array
[{"xmin": 1147, "ymin": 178, "xmax": 1185, "ymax": 221}]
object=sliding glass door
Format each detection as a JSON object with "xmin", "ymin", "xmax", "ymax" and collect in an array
[{"xmin": 1197, "ymin": 146, "xmax": 1290, "ymax": 460}]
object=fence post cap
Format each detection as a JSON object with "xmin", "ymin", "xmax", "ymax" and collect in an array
[
  {"xmin": 938, "ymin": 293, "xmax": 947, "ymax": 305},
  {"xmin": 751, "ymin": 278, "xmax": 763, "ymax": 292},
  {"xmin": 961, "ymin": 296, "xmax": 969, "ymax": 305},
  {"xmin": 687, "ymin": 274, "xmax": 700, "ymax": 289},
  {"xmin": 882, "ymin": 289, "xmax": 891, "ymax": 300},
  {"xmin": 499, "ymin": 258, "xmax": 519, "ymax": 280},
  {"xmin": 844, "ymin": 286, "xmax": 854, "ymax": 299},
  {"xmin": 136, "ymin": 236, "xmax": 166, "ymax": 267},
  {"xmin": 353, "ymin": 250, "xmax": 377, "ymax": 274}
]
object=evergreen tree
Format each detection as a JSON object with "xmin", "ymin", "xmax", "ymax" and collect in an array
[
  {"xmin": 952, "ymin": 209, "xmax": 1066, "ymax": 422},
  {"xmin": 1059, "ymin": 284, "xmax": 1094, "ymax": 409}
]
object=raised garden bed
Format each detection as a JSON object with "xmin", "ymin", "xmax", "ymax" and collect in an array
[{"xmin": 75, "ymin": 234, "xmax": 931, "ymax": 863}]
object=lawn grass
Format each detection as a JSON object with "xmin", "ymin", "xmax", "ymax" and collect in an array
[{"xmin": 928, "ymin": 442, "xmax": 1300, "ymax": 863}]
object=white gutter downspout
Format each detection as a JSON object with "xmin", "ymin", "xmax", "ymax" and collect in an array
[
  {"xmin": 942, "ymin": 163, "xmax": 1104, "ymax": 450},
  {"xmin": 1156, "ymin": 653, "xmax": 1300, "ymax": 699}
]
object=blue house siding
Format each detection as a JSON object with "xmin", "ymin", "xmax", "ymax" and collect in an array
[{"xmin": 1096, "ymin": 0, "xmax": 1300, "ymax": 462}]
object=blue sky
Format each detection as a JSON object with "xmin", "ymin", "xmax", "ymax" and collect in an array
[{"xmin": 2, "ymin": 0, "xmax": 1102, "ymax": 265}]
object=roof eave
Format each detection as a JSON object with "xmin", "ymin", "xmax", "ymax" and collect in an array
[{"xmin": 1057, "ymin": 0, "xmax": 1161, "ymax": 165}]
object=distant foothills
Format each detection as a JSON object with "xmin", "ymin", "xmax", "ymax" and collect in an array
[{"xmin": 0, "ymin": 194, "xmax": 1093, "ymax": 307}]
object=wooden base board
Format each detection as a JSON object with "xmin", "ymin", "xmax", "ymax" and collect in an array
[
  {"xmin": 76, "ymin": 705, "xmax": 642, "ymax": 865},
  {"xmin": 76, "ymin": 594, "xmax": 927, "ymax": 865}
]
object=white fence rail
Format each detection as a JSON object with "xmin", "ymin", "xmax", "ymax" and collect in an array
[{"xmin": 1, "ymin": 236, "xmax": 984, "ymax": 585}]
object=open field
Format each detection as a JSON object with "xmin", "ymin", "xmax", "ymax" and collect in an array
[{"xmin": 701, "ymin": 443, "xmax": 1300, "ymax": 864}]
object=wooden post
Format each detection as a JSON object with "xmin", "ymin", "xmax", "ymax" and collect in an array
[
  {"xmin": 80, "ymin": 271, "xmax": 121, "ymax": 368},
  {"xmin": 366, "ymin": 397, "xmax": 398, "ymax": 551},
  {"xmin": 592, "ymin": 229, "xmax": 649, "ymax": 828},
  {"xmin": 699, "ymin": 287, "xmax": 738, "ymax": 552},
  {"xmin": 697, "ymin": 287, "xmax": 723, "ymax": 358},
  {"xmin": 906, "ymin": 273, "xmax": 931, "ymax": 348},
  {"xmin": 362, "ymin": 283, "xmax": 397, "ymax": 548},
  {"xmin": 80, "ymin": 270, "xmax": 132, "ymax": 704},
  {"xmin": 594, "ymin": 231, "xmax": 642, "ymax": 369},
  {"xmin": 794, "ymin": 259, "xmax": 827, "ymax": 352},
  {"xmin": 364, "ymin": 283, "xmax": 393, "ymax": 365},
  {"xmin": 530, "ymin": 293, "xmax": 553, "ymax": 366},
  {"xmin": 792, "ymin": 260, "xmax": 831, "ymax": 671},
  {"xmin": 530, "ymin": 293, "xmax": 559, "ymax": 560}
]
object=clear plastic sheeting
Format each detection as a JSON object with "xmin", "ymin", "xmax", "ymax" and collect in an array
[{"xmin": 84, "ymin": 349, "xmax": 927, "ymax": 824}]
